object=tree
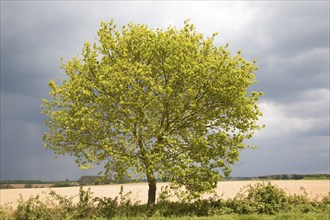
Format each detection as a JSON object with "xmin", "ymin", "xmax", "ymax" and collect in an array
[{"xmin": 42, "ymin": 20, "xmax": 263, "ymax": 209}]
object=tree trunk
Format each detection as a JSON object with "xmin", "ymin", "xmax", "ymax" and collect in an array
[{"xmin": 147, "ymin": 176, "xmax": 157, "ymax": 209}]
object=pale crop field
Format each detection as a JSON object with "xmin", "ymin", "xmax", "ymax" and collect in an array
[{"xmin": 0, "ymin": 180, "xmax": 329, "ymax": 208}]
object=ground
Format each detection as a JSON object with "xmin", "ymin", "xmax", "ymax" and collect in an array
[{"xmin": 0, "ymin": 180, "xmax": 328, "ymax": 208}]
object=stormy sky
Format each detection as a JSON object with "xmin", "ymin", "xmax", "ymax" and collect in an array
[{"xmin": 1, "ymin": 1, "xmax": 329, "ymax": 181}]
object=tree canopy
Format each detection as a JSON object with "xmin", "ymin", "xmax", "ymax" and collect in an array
[{"xmin": 42, "ymin": 20, "xmax": 263, "ymax": 206}]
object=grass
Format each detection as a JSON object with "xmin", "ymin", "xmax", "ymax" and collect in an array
[
  {"xmin": 70, "ymin": 213, "xmax": 330, "ymax": 220},
  {"xmin": 159, "ymin": 213, "xmax": 330, "ymax": 220}
]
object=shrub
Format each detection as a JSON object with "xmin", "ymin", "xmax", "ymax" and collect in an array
[
  {"xmin": 45, "ymin": 189, "xmax": 75, "ymax": 219},
  {"xmin": 94, "ymin": 196, "xmax": 118, "ymax": 218},
  {"xmin": 226, "ymin": 182, "xmax": 289, "ymax": 214},
  {"xmin": 24, "ymin": 184, "xmax": 33, "ymax": 188},
  {"xmin": 14, "ymin": 195, "xmax": 52, "ymax": 220},
  {"xmin": 0, "ymin": 204, "xmax": 14, "ymax": 220}
]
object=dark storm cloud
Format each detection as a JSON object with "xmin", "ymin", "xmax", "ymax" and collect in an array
[
  {"xmin": 0, "ymin": 2, "xmax": 102, "ymax": 180},
  {"xmin": 1, "ymin": 1, "xmax": 329, "ymax": 180},
  {"xmin": 255, "ymin": 48, "xmax": 329, "ymax": 103},
  {"xmin": 232, "ymin": 136, "xmax": 329, "ymax": 177},
  {"xmin": 1, "ymin": 2, "xmax": 92, "ymax": 96}
]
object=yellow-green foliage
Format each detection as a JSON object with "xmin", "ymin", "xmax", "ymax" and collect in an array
[{"xmin": 41, "ymin": 20, "xmax": 263, "ymax": 195}]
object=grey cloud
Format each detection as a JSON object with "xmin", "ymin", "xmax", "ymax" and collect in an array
[
  {"xmin": 1, "ymin": 94, "xmax": 43, "ymax": 124},
  {"xmin": 278, "ymin": 89, "xmax": 329, "ymax": 119},
  {"xmin": 233, "ymin": 135, "xmax": 329, "ymax": 177},
  {"xmin": 178, "ymin": 2, "xmax": 330, "ymax": 110},
  {"xmin": 1, "ymin": 3, "xmax": 91, "ymax": 97},
  {"xmin": 256, "ymin": 48, "xmax": 329, "ymax": 103},
  {"xmin": 0, "ymin": 118, "xmax": 101, "ymax": 180},
  {"xmin": 242, "ymin": 1, "xmax": 329, "ymax": 56}
]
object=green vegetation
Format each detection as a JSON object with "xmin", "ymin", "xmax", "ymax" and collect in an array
[
  {"xmin": 0, "ymin": 184, "xmax": 14, "ymax": 189},
  {"xmin": 224, "ymin": 173, "xmax": 330, "ymax": 181},
  {"xmin": 50, "ymin": 182, "xmax": 79, "ymax": 188},
  {"xmin": 24, "ymin": 184, "xmax": 33, "ymax": 189},
  {"xmin": 0, "ymin": 180, "xmax": 44, "ymax": 185},
  {"xmin": 77, "ymin": 175, "xmax": 112, "ymax": 185},
  {"xmin": 41, "ymin": 19, "xmax": 264, "ymax": 207},
  {"xmin": 1, "ymin": 182, "xmax": 329, "ymax": 219},
  {"xmin": 303, "ymin": 174, "xmax": 330, "ymax": 180}
]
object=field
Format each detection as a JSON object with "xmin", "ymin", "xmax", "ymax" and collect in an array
[
  {"xmin": 1, "ymin": 184, "xmax": 52, "ymax": 189},
  {"xmin": 1, "ymin": 180, "xmax": 329, "ymax": 208},
  {"xmin": 1, "ymin": 180, "xmax": 329, "ymax": 219}
]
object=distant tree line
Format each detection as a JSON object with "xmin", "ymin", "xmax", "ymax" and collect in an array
[
  {"xmin": 0, "ymin": 180, "xmax": 44, "ymax": 184},
  {"xmin": 77, "ymin": 176, "xmax": 110, "ymax": 185},
  {"xmin": 1, "ymin": 174, "xmax": 328, "ymax": 189},
  {"xmin": 257, "ymin": 174, "xmax": 304, "ymax": 180},
  {"xmin": 224, "ymin": 174, "xmax": 330, "ymax": 181}
]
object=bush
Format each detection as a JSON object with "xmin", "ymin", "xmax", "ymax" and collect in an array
[
  {"xmin": 14, "ymin": 195, "xmax": 52, "ymax": 220},
  {"xmin": 0, "ymin": 204, "xmax": 14, "ymax": 220},
  {"xmin": 230, "ymin": 182, "xmax": 289, "ymax": 214},
  {"xmin": 156, "ymin": 181, "xmax": 330, "ymax": 216},
  {"xmin": 24, "ymin": 184, "xmax": 33, "ymax": 188},
  {"xmin": 94, "ymin": 196, "xmax": 118, "ymax": 218},
  {"xmin": 75, "ymin": 187, "xmax": 94, "ymax": 218},
  {"xmin": 45, "ymin": 190, "xmax": 75, "ymax": 219}
]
